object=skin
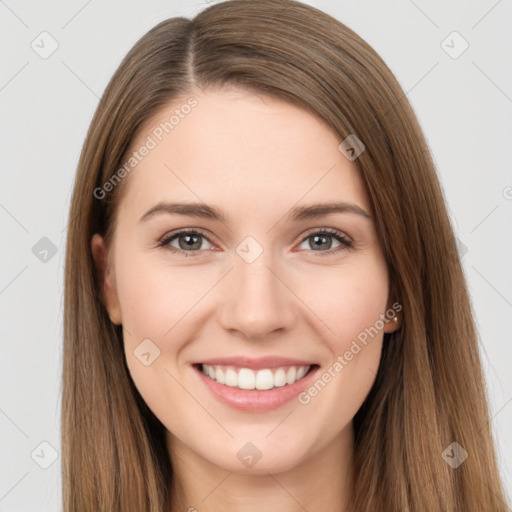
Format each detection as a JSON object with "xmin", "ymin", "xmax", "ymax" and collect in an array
[{"xmin": 92, "ymin": 87, "xmax": 402, "ymax": 512}]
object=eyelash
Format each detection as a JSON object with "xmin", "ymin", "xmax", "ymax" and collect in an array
[{"xmin": 157, "ymin": 227, "xmax": 353, "ymax": 257}]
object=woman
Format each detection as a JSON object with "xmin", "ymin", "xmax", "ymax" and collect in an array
[{"xmin": 62, "ymin": 0, "xmax": 509, "ymax": 510}]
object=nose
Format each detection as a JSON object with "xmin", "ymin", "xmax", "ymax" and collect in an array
[{"xmin": 217, "ymin": 252, "xmax": 297, "ymax": 342}]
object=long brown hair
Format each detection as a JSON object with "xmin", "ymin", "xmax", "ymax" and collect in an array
[{"xmin": 62, "ymin": 1, "xmax": 509, "ymax": 510}]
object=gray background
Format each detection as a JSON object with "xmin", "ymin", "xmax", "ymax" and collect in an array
[{"xmin": 1, "ymin": 0, "xmax": 511, "ymax": 510}]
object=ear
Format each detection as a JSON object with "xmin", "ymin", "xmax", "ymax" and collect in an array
[
  {"xmin": 91, "ymin": 234, "xmax": 122, "ymax": 325},
  {"xmin": 383, "ymin": 296, "xmax": 403, "ymax": 334}
]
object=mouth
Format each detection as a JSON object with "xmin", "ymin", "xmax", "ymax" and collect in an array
[
  {"xmin": 194, "ymin": 363, "xmax": 318, "ymax": 391},
  {"xmin": 192, "ymin": 361, "xmax": 320, "ymax": 412}
]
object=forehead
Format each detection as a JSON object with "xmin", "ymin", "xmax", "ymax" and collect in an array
[{"xmin": 118, "ymin": 88, "xmax": 371, "ymax": 221}]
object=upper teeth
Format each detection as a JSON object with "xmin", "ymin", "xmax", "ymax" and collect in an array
[{"xmin": 201, "ymin": 364, "xmax": 310, "ymax": 390}]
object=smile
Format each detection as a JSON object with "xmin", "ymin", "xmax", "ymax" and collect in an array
[
  {"xmin": 193, "ymin": 359, "xmax": 320, "ymax": 412},
  {"xmin": 200, "ymin": 364, "xmax": 311, "ymax": 390}
]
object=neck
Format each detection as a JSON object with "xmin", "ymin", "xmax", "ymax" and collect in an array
[{"xmin": 166, "ymin": 423, "xmax": 355, "ymax": 512}]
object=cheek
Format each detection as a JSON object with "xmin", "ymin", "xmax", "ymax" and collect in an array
[
  {"xmin": 114, "ymin": 255, "xmax": 210, "ymax": 423},
  {"xmin": 297, "ymin": 257, "xmax": 389, "ymax": 351},
  {"xmin": 116, "ymin": 253, "xmax": 212, "ymax": 344},
  {"xmin": 290, "ymin": 259, "xmax": 389, "ymax": 434},
  {"xmin": 113, "ymin": 252, "xmax": 204, "ymax": 386}
]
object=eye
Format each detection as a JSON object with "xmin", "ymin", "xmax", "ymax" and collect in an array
[
  {"xmin": 158, "ymin": 229, "xmax": 214, "ymax": 256},
  {"xmin": 158, "ymin": 227, "xmax": 352, "ymax": 257},
  {"xmin": 298, "ymin": 228, "xmax": 352, "ymax": 256}
]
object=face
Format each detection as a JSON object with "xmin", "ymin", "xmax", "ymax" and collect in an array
[{"xmin": 92, "ymin": 87, "xmax": 400, "ymax": 475}]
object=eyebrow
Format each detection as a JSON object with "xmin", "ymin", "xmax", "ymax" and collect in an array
[{"xmin": 138, "ymin": 201, "xmax": 372, "ymax": 224}]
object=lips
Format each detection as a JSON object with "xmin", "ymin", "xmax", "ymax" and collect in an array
[{"xmin": 192, "ymin": 356, "xmax": 320, "ymax": 412}]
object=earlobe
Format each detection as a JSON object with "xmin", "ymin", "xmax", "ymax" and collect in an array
[
  {"xmin": 383, "ymin": 312, "xmax": 402, "ymax": 333},
  {"xmin": 91, "ymin": 234, "xmax": 122, "ymax": 325},
  {"xmin": 383, "ymin": 294, "xmax": 403, "ymax": 334}
]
